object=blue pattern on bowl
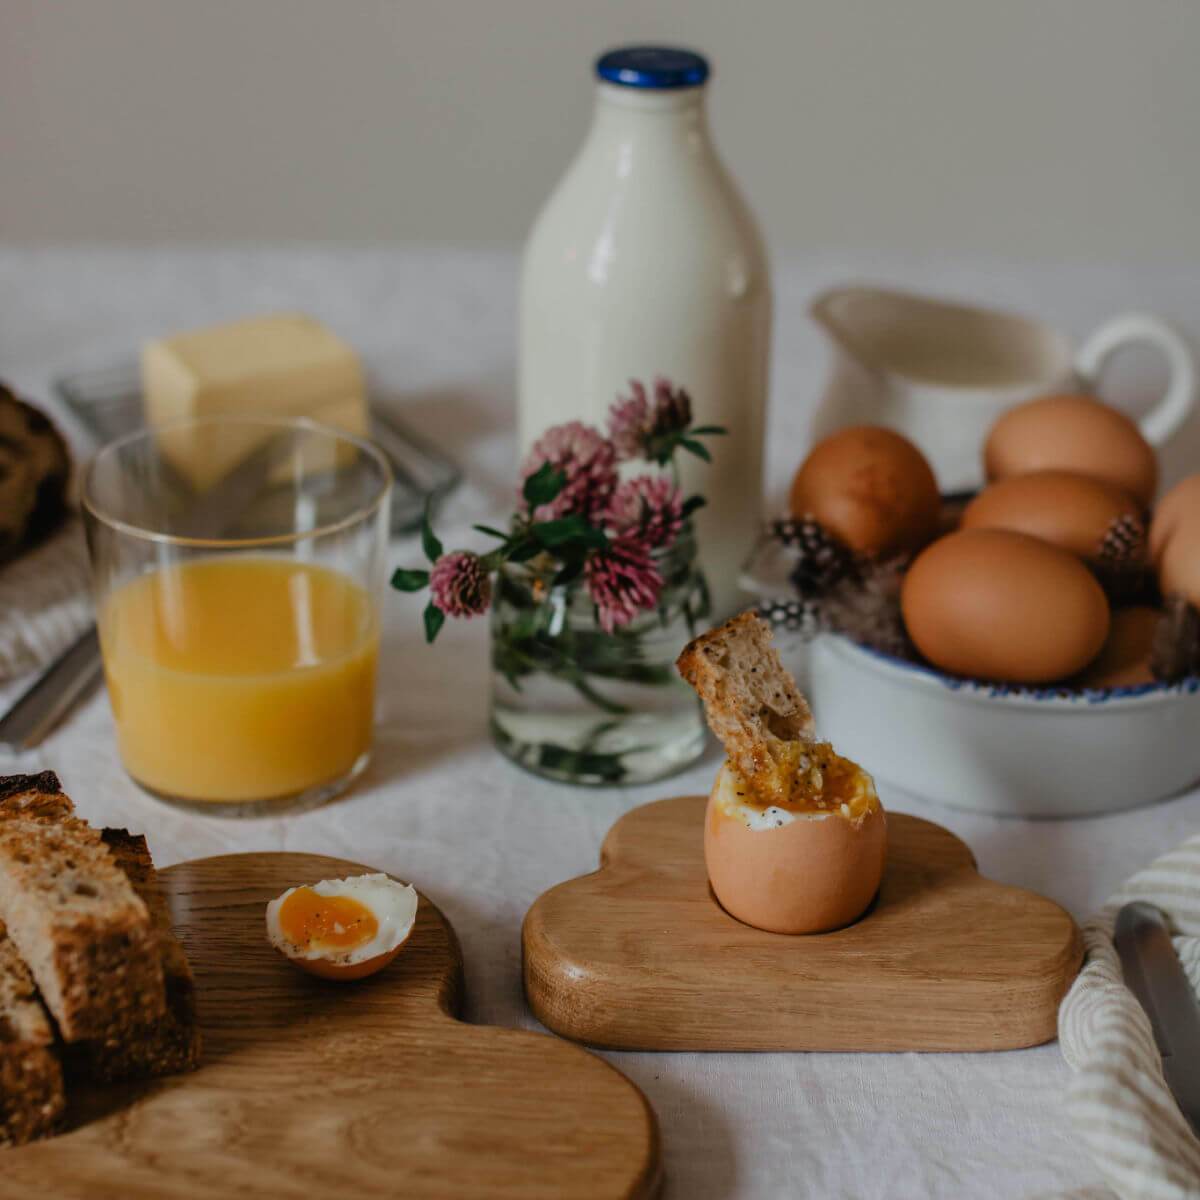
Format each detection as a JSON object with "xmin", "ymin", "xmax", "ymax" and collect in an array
[{"xmin": 848, "ymin": 639, "xmax": 1200, "ymax": 704}]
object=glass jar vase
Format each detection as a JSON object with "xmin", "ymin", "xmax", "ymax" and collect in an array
[{"xmin": 490, "ymin": 525, "xmax": 709, "ymax": 785}]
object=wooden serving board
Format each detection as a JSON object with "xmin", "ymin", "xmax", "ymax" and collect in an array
[
  {"xmin": 1, "ymin": 853, "xmax": 661, "ymax": 1200},
  {"xmin": 523, "ymin": 796, "xmax": 1082, "ymax": 1052}
]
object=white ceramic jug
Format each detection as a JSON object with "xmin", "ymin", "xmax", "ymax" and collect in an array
[
  {"xmin": 810, "ymin": 286, "xmax": 1196, "ymax": 494},
  {"xmin": 519, "ymin": 47, "xmax": 770, "ymax": 618}
]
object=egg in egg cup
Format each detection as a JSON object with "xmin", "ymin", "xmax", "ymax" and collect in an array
[{"xmin": 678, "ymin": 612, "xmax": 887, "ymax": 935}]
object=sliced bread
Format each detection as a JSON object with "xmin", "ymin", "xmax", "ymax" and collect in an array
[
  {"xmin": 78, "ymin": 830, "xmax": 201, "ymax": 1081},
  {"xmin": 676, "ymin": 612, "xmax": 815, "ymax": 803},
  {"xmin": 0, "ymin": 921, "xmax": 64, "ymax": 1145},
  {"xmin": 0, "ymin": 773, "xmax": 165, "ymax": 1043}
]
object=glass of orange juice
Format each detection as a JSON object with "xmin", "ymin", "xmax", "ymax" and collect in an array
[{"xmin": 82, "ymin": 416, "xmax": 392, "ymax": 816}]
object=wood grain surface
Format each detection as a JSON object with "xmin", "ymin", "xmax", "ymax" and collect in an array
[
  {"xmin": 523, "ymin": 796, "xmax": 1082, "ymax": 1052},
  {"xmin": 0, "ymin": 853, "xmax": 661, "ymax": 1200}
]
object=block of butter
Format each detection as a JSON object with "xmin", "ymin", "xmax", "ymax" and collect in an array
[{"xmin": 141, "ymin": 313, "xmax": 368, "ymax": 490}]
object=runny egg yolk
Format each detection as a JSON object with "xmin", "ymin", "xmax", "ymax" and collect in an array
[
  {"xmin": 277, "ymin": 886, "xmax": 378, "ymax": 952},
  {"xmin": 734, "ymin": 741, "xmax": 878, "ymax": 819}
]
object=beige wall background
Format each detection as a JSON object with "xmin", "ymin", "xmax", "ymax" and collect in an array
[{"xmin": 1, "ymin": 0, "xmax": 1196, "ymax": 260}]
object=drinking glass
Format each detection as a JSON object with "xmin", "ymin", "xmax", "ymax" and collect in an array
[{"xmin": 82, "ymin": 416, "xmax": 391, "ymax": 816}]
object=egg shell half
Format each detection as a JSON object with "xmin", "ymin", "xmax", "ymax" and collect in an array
[
  {"xmin": 287, "ymin": 940, "xmax": 410, "ymax": 981},
  {"xmin": 1150, "ymin": 473, "xmax": 1200, "ymax": 565},
  {"xmin": 984, "ymin": 394, "xmax": 1158, "ymax": 508},
  {"xmin": 789, "ymin": 425, "xmax": 940, "ymax": 558},
  {"xmin": 902, "ymin": 529, "xmax": 1111, "ymax": 683},
  {"xmin": 704, "ymin": 788, "xmax": 887, "ymax": 935},
  {"xmin": 961, "ymin": 470, "xmax": 1141, "ymax": 562}
]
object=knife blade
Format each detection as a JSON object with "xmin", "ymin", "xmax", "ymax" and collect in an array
[{"xmin": 1114, "ymin": 900, "xmax": 1200, "ymax": 1136}]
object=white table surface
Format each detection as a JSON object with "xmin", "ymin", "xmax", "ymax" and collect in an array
[{"xmin": 2, "ymin": 245, "xmax": 1199, "ymax": 1199}]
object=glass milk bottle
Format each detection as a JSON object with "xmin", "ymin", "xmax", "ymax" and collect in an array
[{"xmin": 519, "ymin": 47, "xmax": 771, "ymax": 618}]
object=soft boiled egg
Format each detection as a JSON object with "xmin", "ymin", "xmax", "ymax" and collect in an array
[
  {"xmin": 266, "ymin": 873, "xmax": 417, "ymax": 980},
  {"xmin": 705, "ymin": 745, "xmax": 887, "ymax": 935}
]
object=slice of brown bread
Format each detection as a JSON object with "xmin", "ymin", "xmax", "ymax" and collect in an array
[
  {"xmin": 77, "ymin": 830, "xmax": 201, "ymax": 1081},
  {"xmin": 0, "ymin": 921, "xmax": 64, "ymax": 1145},
  {"xmin": 676, "ymin": 612, "xmax": 815, "ymax": 802},
  {"xmin": 0, "ymin": 774, "xmax": 165, "ymax": 1043}
]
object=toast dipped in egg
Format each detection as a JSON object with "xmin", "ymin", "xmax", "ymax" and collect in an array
[{"xmin": 677, "ymin": 612, "xmax": 886, "ymax": 934}]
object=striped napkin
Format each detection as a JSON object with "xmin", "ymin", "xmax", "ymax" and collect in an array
[
  {"xmin": 0, "ymin": 520, "xmax": 92, "ymax": 681},
  {"xmin": 1055, "ymin": 834, "xmax": 1200, "ymax": 1199}
]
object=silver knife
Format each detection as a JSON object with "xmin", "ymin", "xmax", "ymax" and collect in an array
[{"xmin": 1114, "ymin": 900, "xmax": 1200, "ymax": 1136}]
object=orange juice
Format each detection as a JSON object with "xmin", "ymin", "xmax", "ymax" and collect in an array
[{"xmin": 100, "ymin": 556, "xmax": 378, "ymax": 803}]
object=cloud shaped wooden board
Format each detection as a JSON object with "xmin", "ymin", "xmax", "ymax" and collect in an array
[
  {"xmin": 0, "ymin": 853, "xmax": 661, "ymax": 1200},
  {"xmin": 523, "ymin": 797, "xmax": 1082, "ymax": 1052}
]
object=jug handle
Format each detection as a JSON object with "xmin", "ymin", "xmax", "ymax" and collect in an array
[{"xmin": 1074, "ymin": 313, "xmax": 1196, "ymax": 448}]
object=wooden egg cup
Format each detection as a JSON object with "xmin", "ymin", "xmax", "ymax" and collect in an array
[
  {"xmin": 523, "ymin": 797, "xmax": 1082, "ymax": 1052},
  {"xmin": 3, "ymin": 853, "xmax": 661, "ymax": 1200}
]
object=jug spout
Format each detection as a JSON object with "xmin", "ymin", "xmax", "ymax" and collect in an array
[{"xmin": 809, "ymin": 286, "xmax": 890, "ymax": 381}]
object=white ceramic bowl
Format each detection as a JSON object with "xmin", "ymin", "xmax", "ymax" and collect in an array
[{"xmin": 793, "ymin": 633, "xmax": 1200, "ymax": 818}]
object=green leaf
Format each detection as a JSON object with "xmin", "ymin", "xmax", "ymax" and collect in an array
[
  {"xmin": 506, "ymin": 537, "xmax": 543, "ymax": 563},
  {"xmin": 679, "ymin": 437, "xmax": 712, "ymax": 463},
  {"xmin": 535, "ymin": 743, "xmax": 628, "ymax": 782},
  {"xmin": 532, "ymin": 516, "xmax": 608, "ymax": 550},
  {"xmin": 473, "ymin": 524, "xmax": 510, "ymax": 541},
  {"xmin": 688, "ymin": 424, "xmax": 727, "ymax": 436},
  {"xmin": 642, "ymin": 432, "xmax": 676, "ymax": 465},
  {"xmin": 522, "ymin": 462, "xmax": 567, "ymax": 508},
  {"xmin": 421, "ymin": 505, "xmax": 443, "ymax": 563},
  {"xmin": 391, "ymin": 567, "xmax": 430, "ymax": 592},
  {"xmin": 423, "ymin": 602, "xmax": 446, "ymax": 644},
  {"xmin": 680, "ymin": 495, "xmax": 706, "ymax": 519}
]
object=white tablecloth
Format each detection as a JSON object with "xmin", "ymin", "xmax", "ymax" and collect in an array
[{"xmin": 2, "ymin": 245, "xmax": 1198, "ymax": 1199}]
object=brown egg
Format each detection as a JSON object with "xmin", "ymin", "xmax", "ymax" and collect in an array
[
  {"xmin": 961, "ymin": 470, "xmax": 1143, "ymax": 563},
  {"xmin": 704, "ymin": 763, "xmax": 886, "ymax": 935},
  {"xmin": 789, "ymin": 426, "xmax": 940, "ymax": 558},
  {"xmin": 1159, "ymin": 521, "xmax": 1200, "ymax": 609},
  {"xmin": 1072, "ymin": 606, "xmax": 1160, "ymax": 688},
  {"xmin": 984, "ymin": 394, "xmax": 1158, "ymax": 508},
  {"xmin": 1149, "ymin": 473, "xmax": 1200, "ymax": 564},
  {"xmin": 902, "ymin": 529, "xmax": 1111, "ymax": 682}
]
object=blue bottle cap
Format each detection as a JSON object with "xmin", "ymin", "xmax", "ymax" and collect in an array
[{"xmin": 595, "ymin": 46, "xmax": 709, "ymax": 90}]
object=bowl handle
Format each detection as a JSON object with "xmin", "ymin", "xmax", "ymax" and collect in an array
[{"xmin": 1075, "ymin": 313, "xmax": 1196, "ymax": 448}]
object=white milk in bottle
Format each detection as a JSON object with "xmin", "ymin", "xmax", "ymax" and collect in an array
[{"xmin": 519, "ymin": 47, "xmax": 771, "ymax": 618}]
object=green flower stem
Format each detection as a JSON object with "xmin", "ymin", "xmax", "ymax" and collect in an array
[
  {"xmin": 566, "ymin": 673, "xmax": 632, "ymax": 716},
  {"xmin": 494, "ymin": 625, "xmax": 632, "ymax": 715}
]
